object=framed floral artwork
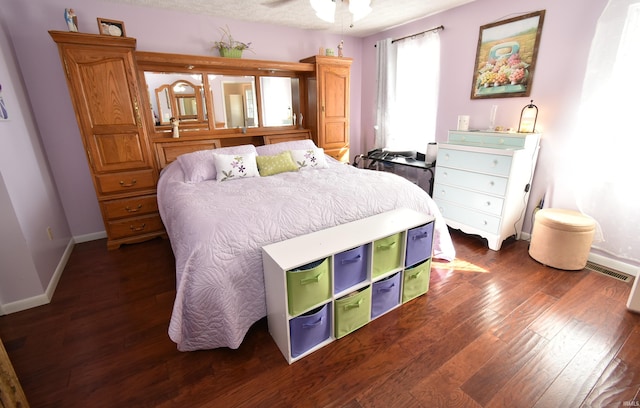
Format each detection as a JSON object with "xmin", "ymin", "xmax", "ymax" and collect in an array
[{"xmin": 470, "ymin": 10, "xmax": 545, "ymax": 99}]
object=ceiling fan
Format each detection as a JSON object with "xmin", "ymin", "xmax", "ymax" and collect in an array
[{"xmin": 263, "ymin": 0, "xmax": 372, "ymax": 24}]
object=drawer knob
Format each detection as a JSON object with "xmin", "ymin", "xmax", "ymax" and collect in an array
[
  {"xmin": 491, "ymin": 160, "xmax": 498, "ymax": 167},
  {"xmin": 483, "ymin": 220, "xmax": 488, "ymax": 225},
  {"xmin": 119, "ymin": 179, "xmax": 138, "ymax": 188},
  {"xmin": 129, "ymin": 223, "xmax": 146, "ymax": 232},
  {"xmin": 486, "ymin": 201, "xmax": 491, "ymax": 206},
  {"xmin": 125, "ymin": 204, "xmax": 143, "ymax": 213},
  {"xmin": 445, "ymin": 154, "xmax": 450, "ymax": 160},
  {"xmin": 489, "ymin": 181, "xmax": 495, "ymax": 186}
]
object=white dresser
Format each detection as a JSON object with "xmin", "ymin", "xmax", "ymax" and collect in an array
[{"xmin": 433, "ymin": 130, "xmax": 540, "ymax": 250}]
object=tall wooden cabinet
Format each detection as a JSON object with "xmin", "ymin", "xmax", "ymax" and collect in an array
[
  {"xmin": 50, "ymin": 31, "xmax": 165, "ymax": 250},
  {"xmin": 300, "ymin": 56, "xmax": 352, "ymax": 162}
]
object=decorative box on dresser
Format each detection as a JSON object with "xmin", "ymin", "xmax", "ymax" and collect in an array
[
  {"xmin": 433, "ymin": 130, "xmax": 540, "ymax": 251},
  {"xmin": 300, "ymin": 56, "xmax": 352, "ymax": 162},
  {"xmin": 50, "ymin": 31, "xmax": 164, "ymax": 250}
]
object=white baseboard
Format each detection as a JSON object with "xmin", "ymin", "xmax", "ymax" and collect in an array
[
  {"xmin": 73, "ymin": 230, "xmax": 107, "ymax": 243},
  {"xmin": 1, "ymin": 238, "xmax": 75, "ymax": 315}
]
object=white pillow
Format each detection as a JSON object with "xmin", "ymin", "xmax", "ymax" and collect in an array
[
  {"xmin": 212, "ymin": 152, "xmax": 260, "ymax": 182},
  {"xmin": 289, "ymin": 148, "xmax": 329, "ymax": 170},
  {"xmin": 256, "ymin": 139, "xmax": 317, "ymax": 156},
  {"xmin": 176, "ymin": 145, "xmax": 257, "ymax": 183}
]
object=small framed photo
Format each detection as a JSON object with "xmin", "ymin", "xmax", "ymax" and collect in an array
[{"xmin": 97, "ymin": 18, "xmax": 126, "ymax": 37}]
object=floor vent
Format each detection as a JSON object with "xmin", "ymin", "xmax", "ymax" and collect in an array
[{"xmin": 585, "ymin": 261, "xmax": 632, "ymax": 282}]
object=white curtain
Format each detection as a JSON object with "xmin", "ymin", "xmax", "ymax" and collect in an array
[
  {"xmin": 566, "ymin": 0, "xmax": 640, "ymax": 263},
  {"xmin": 374, "ymin": 31, "xmax": 441, "ymax": 153},
  {"xmin": 374, "ymin": 38, "xmax": 395, "ymax": 149}
]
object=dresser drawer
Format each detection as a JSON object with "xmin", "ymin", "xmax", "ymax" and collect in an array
[
  {"xmin": 106, "ymin": 213, "xmax": 165, "ymax": 240},
  {"xmin": 448, "ymin": 131, "xmax": 528, "ymax": 148},
  {"xmin": 435, "ymin": 166, "xmax": 508, "ymax": 196},
  {"xmin": 437, "ymin": 148, "xmax": 512, "ymax": 176},
  {"xmin": 101, "ymin": 195, "xmax": 158, "ymax": 220},
  {"xmin": 436, "ymin": 200, "xmax": 501, "ymax": 234},
  {"xmin": 95, "ymin": 169, "xmax": 156, "ymax": 195},
  {"xmin": 433, "ymin": 183, "xmax": 505, "ymax": 216}
]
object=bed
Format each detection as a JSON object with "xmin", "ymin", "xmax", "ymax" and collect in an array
[{"xmin": 157, "ymin": 139, "xmax": 456, "ymax": 351}]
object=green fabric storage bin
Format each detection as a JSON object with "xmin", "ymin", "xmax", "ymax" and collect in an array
[
  {"xmin": 287, "ymin": 258, "xmax": 331, "ymax": 316},
  {"xmin": 372, "ymin": 232, "xmax": 403, "ymax": 278},
  {"xmin": 334, "ymin": 286, "xmax": 371, "ymax": 339},
  {"xmin": 402, "ymin": 258, "xmax": 431, "ymax": 303}
]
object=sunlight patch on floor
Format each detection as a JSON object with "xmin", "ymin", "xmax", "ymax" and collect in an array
[{"xmin": 432, "ymin": 258, "xmax": 489, "ymax": 273}]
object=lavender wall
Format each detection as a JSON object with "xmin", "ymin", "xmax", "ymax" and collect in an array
[
  {"xmin": 361, "ymin": 0, "xmax": 608, "ymax": 232},
  {"xmin": 1, "ymin": 0, "xmax": 609, "ymax": 241},
  {"xmin": 1, "ymin": 0, "xmax": 362, "ymax": 237}
]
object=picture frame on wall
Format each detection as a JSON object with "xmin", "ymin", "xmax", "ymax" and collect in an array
[
  {"xmin": 470, "ymin": 10, "xmax": 545, "ymax": 99},
  {"xmin": 97, "ymin": 18, "xmax": 126, "ymax": 37}
]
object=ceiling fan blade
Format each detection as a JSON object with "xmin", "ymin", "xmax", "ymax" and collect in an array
[{"xmin": 262, "ymin": 0, "xmax": 297, "ymax": 7}]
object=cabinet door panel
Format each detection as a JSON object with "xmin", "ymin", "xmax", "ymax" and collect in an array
[
  {"xmin": 63, "ymin": 46, "xmax": 152, "ymax": 173},
  {"xmin": 92, "ymin": 133, "xmax": 148, "ymax": 171}
]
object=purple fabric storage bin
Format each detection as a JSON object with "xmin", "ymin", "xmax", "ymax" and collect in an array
[
  {"xmin": 371, "ymin": 272, "xmax": 401, "ymax": 319},
  {"xmin": 289, "ymin": 303, "xmax": 331, "ymax": 358},
  {"xmin": 405, "ymin": 222, "xmax": 434, "ymax": 267},
  {"xmin": 334, "ymin": 244, "xmax": 368, "ymax": 294}
]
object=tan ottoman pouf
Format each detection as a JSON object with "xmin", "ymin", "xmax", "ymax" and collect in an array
[{"xmin": 529, "ymin": 208, "xmax": 596, "ymax": 270}]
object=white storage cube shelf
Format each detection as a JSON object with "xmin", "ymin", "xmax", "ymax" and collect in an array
[{"xmin": 262, "ymin": 208, "xmax": 435, "ymax": 364}]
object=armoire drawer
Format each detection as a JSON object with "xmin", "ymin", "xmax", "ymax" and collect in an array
[
  {"xmin": 437, "ymin": 148, "xmax": 512, "ymax": 176},
  {"xmin": 95, "ymin": 169, "xmax": 156, "ymax": 195},
  {"xmin": 106, "ymin": 213, "xmax": 165, "ymax": 240},
  {"xmin": 436, "ymin": 200, "xmax": 501, "ymax": 234},
  {"xmin": 433, "ymin": 183, "xmax": 505, "ymax": 216},
  {"xmin": 434, "ymin": 166, "xmax": 508, "ymax": 196},
  {"xmin": 101, "ymin": 195, "xmax": 158, "ymax": 220}
]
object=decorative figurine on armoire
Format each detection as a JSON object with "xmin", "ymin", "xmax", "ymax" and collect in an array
[
  {"xmin": 64, "ymin": 8, "xmax": 78, "ymax": 32},
  {"xmin": 170, "ymin": 117, "xmax": 180, "ymax": 138}
]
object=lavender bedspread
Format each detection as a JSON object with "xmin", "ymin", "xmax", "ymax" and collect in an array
[{"xmin": 158, "ymin": 159, "xmax": 455, "ymax": 351}]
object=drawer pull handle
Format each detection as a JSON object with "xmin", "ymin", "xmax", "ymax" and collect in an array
[
  {"xmin": 129, "ymin": 223, "xmax": 146, "ymax": 232},
  {"xmin": 125, "ymin": 204, "xmax": 143, "ymax": 213},
  {"xmin": 412, "ymin": 233, "xmax": 430, "ymax": 241},
  {"xmin": 376, "ymin": 242, "xmax": 397, "ymax": 250},
  {"xmin": 300, "ymin": 272, "xmax": 324, "ymax": 285},
  {"xmin": 302, "ymin": 317, "xmax": 324, "ymax": 329},
  {"xmin": 119, "ymin": 179, "xmax": 138, "ymax": 188},
  {"xmin": 341, "ymin": 254, "xmax": 361, "ymax": 265},
  {"xmin": 408, "ymin": 270, "xmax": 423, "ymax": 279},
  {"xmin": 377, "ymin": 283, "xmax": 395, "ymax": 293},
  {"xmin": 344, "ymin": 298, "xmax": 363, "ymax": 310}
]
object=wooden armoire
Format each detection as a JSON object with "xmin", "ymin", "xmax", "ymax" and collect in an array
[
  {"xmin": 50, "ymin": 32, "xmax": 164, "ymax": 250},
  {"xmin": 300, "ymin": 56, "xmax": 352, "ymax": 162}
]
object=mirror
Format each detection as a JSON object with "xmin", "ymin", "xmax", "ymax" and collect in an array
[
  {"xmin": 260, "ymin": 77, "xmax": 299, "ymax": 127},
  {"xmin": 145, "ymin": 72, "xmax": 208, "ymax": 132},
  {"xmin": 144, "ymin": 70, "xmax": 302, "ymax": 132},
  {"xmin": 209, "ymin": 74, "xmax": 258, "ymax": 129}
]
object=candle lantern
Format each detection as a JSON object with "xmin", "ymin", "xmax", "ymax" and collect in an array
[{"xmin": 518, "ymin": 100, "xmax": 538, "ymax": 133}]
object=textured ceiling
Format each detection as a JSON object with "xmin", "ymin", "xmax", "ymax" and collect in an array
[{"xmin": 104, "ymin": 0, "xmax": 474, "ymax": 37}]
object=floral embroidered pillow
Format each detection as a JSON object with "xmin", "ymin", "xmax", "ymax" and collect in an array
[
  {"xmin": 212, "ymin": 152, "xmax": 259, "ymax": 182},
  {"xmin": 255, "ymin": 151, "xmax": 299, "ymax": 177},
  {"xmin": 289, "ymin": 148, "xmax": 329, "ymax": 170}
]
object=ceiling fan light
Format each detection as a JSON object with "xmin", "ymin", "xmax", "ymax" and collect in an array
[
  {"xmin": 310, "ymin": 0, "xmax": 336, "ymax": 23},
  {"xmin": 349, "ymin": 0, "xmax": 372, "ymax": 22}
]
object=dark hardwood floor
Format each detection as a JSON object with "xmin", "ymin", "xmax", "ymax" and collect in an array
[{"xmin": 1, "ymin": 229, "xmax": 639, "ymax": 407}]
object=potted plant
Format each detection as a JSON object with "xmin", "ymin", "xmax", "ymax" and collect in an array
[{"xmin": 213, "ymin": 25, "xmax": 252, "ymax": 58}]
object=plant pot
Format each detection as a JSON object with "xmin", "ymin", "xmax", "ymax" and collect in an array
[{"xmin": 220, "ymin": 48, "xmax": 243, "ymax": 58}]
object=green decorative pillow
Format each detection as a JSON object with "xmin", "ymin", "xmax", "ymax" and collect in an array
[{"xmin": 256, "ymin": 151, "xmax": 299, "ymax": 177}]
